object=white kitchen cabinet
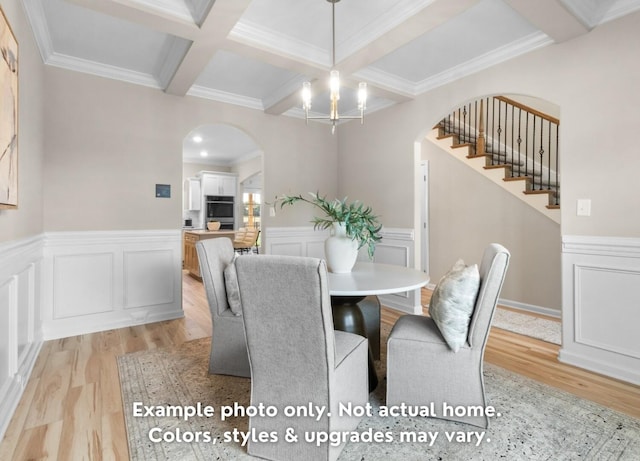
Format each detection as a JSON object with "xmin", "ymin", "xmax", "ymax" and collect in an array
[
  {"xmin": 187, "ymin": 178, "xmax": 201, "ymax": 211},
  {"xmin": 200, "ymin": 172, "xmax": 237, "ymax": 196},
  {"xmin": 219, "ymin": 176, "xmax": 237, "ymax": 195}
]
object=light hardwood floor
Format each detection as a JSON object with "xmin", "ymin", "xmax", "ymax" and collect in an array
[{"xmin": 1, "ymin": 272, "xmax": 639, "ymax": 460}]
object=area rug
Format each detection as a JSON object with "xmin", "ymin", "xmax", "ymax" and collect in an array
[
  {"xmin": 492, "ymin": 307, "xmax": 562, "ymax": 345},
  {"xmin": 117, "ymin": 331, "xmax": 639, "ymax": 460}
]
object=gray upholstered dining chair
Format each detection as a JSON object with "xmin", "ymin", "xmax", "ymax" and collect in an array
[
  {"xmin": 195, "ymin": 237, "xmax": 250, "ymax": 377},
  {"xmin": 234, "ymin": 254, "xmax": 369, "ymax": 461},
  {"xmin": 386, "ymin": 243, "xmax": 510, "ymax": 428}
]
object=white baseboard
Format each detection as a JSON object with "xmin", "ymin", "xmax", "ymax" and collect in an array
[
  {"xmin": 558, "ymin": 348, "xmax": 640, "ymax": 386},
  {"xmin": 0, "ymin": 339, "xmax": 42, "ymax": 441},
  {"xmin": 425, "ymin": 282, "xmax": 560, "ymax": 318},
  {"xmin": 499, "ymin": 299, "xmax": 561, "ymax": 318}
]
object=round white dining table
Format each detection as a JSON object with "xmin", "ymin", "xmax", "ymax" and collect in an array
[
  {"xmin": 326, "ymin": 262, "xmax": 429, "ymax": 392},
  {"xmin": 327, "ymin": 261, "xmax": 430, "ymax": 296}
]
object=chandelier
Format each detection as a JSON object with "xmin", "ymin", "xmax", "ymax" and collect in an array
[{"xmin": 302, "ymin": 0, "xmax": 368, "ymax": 133}]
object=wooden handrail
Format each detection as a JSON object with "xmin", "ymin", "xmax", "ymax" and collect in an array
[
  {"xmin": 438, "ymin": 94, "xmax": 561, "ymax": 207},
  {"xmin": 495, "ymin": 96, "xmax": 560, "ymax": 125}
]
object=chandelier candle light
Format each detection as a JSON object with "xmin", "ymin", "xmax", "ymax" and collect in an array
[{"xmin": 302, "ymin": 0, "xmax": 368, "ymax": 133}]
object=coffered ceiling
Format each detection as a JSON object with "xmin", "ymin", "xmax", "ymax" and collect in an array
[{"xmin": 22, "ymin": 0, "xmax": 640, "ymax": 164}]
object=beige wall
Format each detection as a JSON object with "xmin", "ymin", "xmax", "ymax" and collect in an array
[
  {"xmin": 422, "ymin": 140, "xmax": 561, "ymax": 309},
  {"xmin": 338, "ymin": 11, "xmax": 640, "ymax": 310},
  {"xmin": 232, "ymin": 155, "xmax": 262, "ymax": 187},
  {"xmin": 341, "ymin": 10, "xmax": 640, "ymax": 237},
  {"xmin": 182, "ymin": 163, "xmax": 231, "ymax": 180},
  {"xmin": 14, "ymin": 6, "xmax": 639, "ymax": 313},
  {"xmin": 42, "ymin": 67, "xmax": 338, "ymax": 233},
  {"xmin": 0, "ymin": 0, "xmax": 45, "ymax": 243}
]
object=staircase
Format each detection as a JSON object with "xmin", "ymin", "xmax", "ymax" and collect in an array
[{"xmin": 429, "ymin": 96, "xmax": 560, "ymax": 224}]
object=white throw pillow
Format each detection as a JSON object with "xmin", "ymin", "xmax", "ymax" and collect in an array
[
  {"xmin": 428, "ymin": 259, "xmax": 480, "ymax": 352},
  {"xmin": 223, "ymin": 256, "xmax": 242, "ymax": 316}
]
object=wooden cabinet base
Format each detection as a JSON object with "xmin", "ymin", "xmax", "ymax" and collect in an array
[{"xmin": 183, "ymin": 230, "xmax": 236, "ymax": 279}]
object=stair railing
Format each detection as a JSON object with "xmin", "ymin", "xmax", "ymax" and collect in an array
[{"xmin": 440, "ymin": 96, "xmax": 560, "ymax": 207}]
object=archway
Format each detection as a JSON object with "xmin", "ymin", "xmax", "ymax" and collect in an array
[
  {"xmin": 181, "ymin": 123, "xmax": 264, "ymax": 280},
  {"xmin": 415, "ymin": 94, "xmax": 562, "ymax": 315},
  {"xmin": 182, "ymin": 123, "xmax": 263, "ymax": 230}
]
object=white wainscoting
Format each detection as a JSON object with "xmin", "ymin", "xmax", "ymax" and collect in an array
[
  {"xmin": 42, "ymin": 230, "xmax": 184, "ymax": 339},
  {"xmin": 0, "ymin": 235, "xmax": 44, "ymax": 442},
  {"xmin": 264, "ymin": 226, "xmax": 422, "ymax": 314},
  {"xmin": 0, "ymin": 229, "xmax": 184, "ymax": 441},
  {"xmin": 560, "ymin": 235, "xmax": 640, "ymax": 385}
]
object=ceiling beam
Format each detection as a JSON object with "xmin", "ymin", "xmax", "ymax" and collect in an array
[
  {"xmin": 223, "ymin": 39, "xmax": 334, "ymax": 114},
  {"xmin": 502, "ymin": 0, "xmax": 590, "ymax": 42},
  {"xmin": 258, "ymin": 0, "xmax": 479, "ymax": 115},
  {"xmin": 233, "ymin": 0, "xmax": 479, "ymax": 114},
  {"xmin": 164, "ymin": 0, "xmax": 252, "ymax": 96},
  {"xmin": 337, "ymin": 0, "xmax": 482, "ymax": 75},
  {"xmin": 65, "ymin": 0, "xmax": 200, "ymax": 40}
]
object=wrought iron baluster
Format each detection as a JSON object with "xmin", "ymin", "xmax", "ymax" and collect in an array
[
  {"xmin": 510, "ymin": 104, "xmax": 515, "ymax": 176},
  {"xmin": 539, "ymin": 116, "xmax": 545, "ymax": 191},
  {"xmin": 491, "ymin": 97, "xmax": 496, "ymax": 159},
  {"xmin": 517, "ymin": 108, "xmax": 522, "ymax": 177},
  {"xmin": 547, "ymin": 119, "xmax": 552, "ymax": 191},
  {"xmin": 525, "ymin": 112, "xmax": 530, "ymax": 184},
  {"xmin": 554, "ymin": 125, "xmax": 560, "ymax": 205}
]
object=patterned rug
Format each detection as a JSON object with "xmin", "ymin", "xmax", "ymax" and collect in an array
[
  {"xmin": 118, "ymin": 331, "xmax": 639, "ymax": 460},
  {"xmin": 492, "ymin": 307, "xmax": 561, "ymax": 345}
]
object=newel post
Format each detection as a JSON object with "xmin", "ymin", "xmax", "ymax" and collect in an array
[{"xmin": 477, "ymin": 99, "xmax": 486, "ymax": 156}]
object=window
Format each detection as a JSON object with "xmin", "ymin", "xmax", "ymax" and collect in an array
[{"xmin": 242, "ymin": 192, "xmax": 261, "ymax": 228}]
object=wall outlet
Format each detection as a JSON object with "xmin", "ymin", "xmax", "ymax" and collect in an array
[{"xmin": 577, "ymin": 199, "xmax": 591, "ymax": 216}]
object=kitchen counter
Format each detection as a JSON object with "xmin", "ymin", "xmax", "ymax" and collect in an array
[
  {"xmin": 184, "ymin": 229, "xmax": 236, "ymax": 237},
  {"xmin": 183, "ymin": 230, "xmax": 237, "ymax": 279}
]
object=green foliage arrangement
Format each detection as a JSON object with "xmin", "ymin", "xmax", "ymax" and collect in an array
[{"xmin": 275, "ymin": 192, "xmax": 382, "ymax": 259}]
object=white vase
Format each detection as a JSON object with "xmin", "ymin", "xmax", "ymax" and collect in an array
[{"xmin": 324, "ymin": 222, "xmax": 358, "ymax": 273}]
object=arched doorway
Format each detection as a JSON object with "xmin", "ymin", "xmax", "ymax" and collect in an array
[
  {"xmin": 182, "ymin": 123, "xmax": 263, "ymax": 231},
  {"xmin": 181, "ymin": 123, "xmax": 264, "ymax": 280},
  {"xmin": 416, "ymin": 94, "xmax": 562, "ymax": 314}
]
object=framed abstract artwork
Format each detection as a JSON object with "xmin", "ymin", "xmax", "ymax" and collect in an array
[{"xmin": 1, "ymin": 6, "xmax": 18, "ymax": 209}]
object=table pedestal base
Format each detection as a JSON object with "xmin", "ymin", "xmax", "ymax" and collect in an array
[{"xmin": 331, "ymin": 296, "xmax": 378, "ymax": 392}]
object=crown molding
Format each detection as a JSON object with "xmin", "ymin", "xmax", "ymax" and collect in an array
[
  {"xmin": 357, "ymin": 31, "xmax": 552, "ymax": 96},
  {"xmin": 230, "ymin": 19, "xmax": 328, "ymax": 67},
  {"xmin": 414, "ymin": 31, "xmax": 552, "ymax": 94},
  {"xmin": 601, "ymin": 0, "xmax": 640, "ymax": 23},
  {"xmin": 21, "ymin": 0, "xmax": 55, "ymax": 63},
  {"xmin": 45, "ymin": 52, "xmax": 162, "ymax": 89},
  {"xmin": 187, "ymin": 85, "xmax": 264, "ymax": 110},
  {"xmin": 129, "ymin": 0, "xmax": 194, "ymax": 23},
  {"xmin": 337, "ymin": 0, "xmax": 436, "ymax": 61}
]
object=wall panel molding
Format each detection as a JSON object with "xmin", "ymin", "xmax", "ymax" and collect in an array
[
  {"xmin": 264, "ymin": 226, "xmax": 423, "ymax": 313},
  {"xmin": 0, "ymin": 235, "xmax": 44, "ymax": 443},
  {"xmin": 560, "ymin": 235, "xmax": 640, "ymax": 385},
  {"xmin": 42, "ymin": 230, "xmax": 184, "ymax": 339},
  {"xmin": 0, "ymin": 229, "xmax": 184, "ymax": 441},
  {"xmin": 53, "ymin": 253, "xmax": 114, "ymax": 319}
]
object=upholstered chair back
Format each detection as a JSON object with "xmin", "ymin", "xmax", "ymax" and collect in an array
[
  {"xmin": 467, "ymin": 243, "xmax": 511, "ymax": 350},
  {"xmin": 197, "ymin": 237, "xmax": 234, "ymax": 316},
  {"xmin": 234, "ymin": 254, "xmax": 368, "ymax": 461},
  {"xmin": 236, "ymin": 255, "xmax": 336, "ymax": 403},
  {"xmin": 196, "ymin": 237, "xmax": 250, "ymax": 377}
]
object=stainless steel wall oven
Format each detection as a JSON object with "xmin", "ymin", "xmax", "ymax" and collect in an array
[{"xmin": 206, "ymin": 195, "xmax": 235, "ymax": 229}]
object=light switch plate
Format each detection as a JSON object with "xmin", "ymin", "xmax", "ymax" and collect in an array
[{"xmin": 577, "ymin": 199, "xmax": 591, "ymax": 216}]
